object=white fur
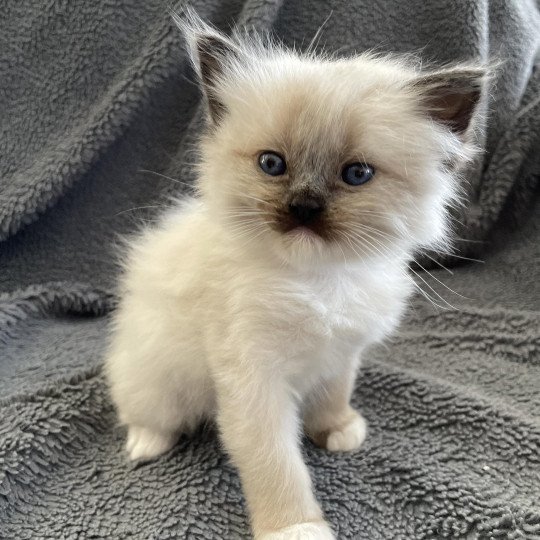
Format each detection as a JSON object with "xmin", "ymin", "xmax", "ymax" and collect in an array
[
  {"xmin": 259, "ymin": 522, "xmax": 335, "ymax": 540},
  {"xmin": 325, "ymin": 412, "xmax": 367, "ymax": 452},
  {"xmin": 126, "ymin": 425, "xmax": 177, "ymax": 461},
  {"xmin": 106, "ymin": 13, "xmax": 482, "ymax": 539},
  {"xmin": 106, "ymin": 203, "xmax": 410, "ymax": 537}
]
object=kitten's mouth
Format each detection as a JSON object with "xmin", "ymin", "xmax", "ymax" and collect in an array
[
  {"xmin": 286, "ymin": 225, "xmax": 319, "ymax": 239},
  {"xmin": 277, "ymin": 221, "xmax": 328, "ymax": 241}
]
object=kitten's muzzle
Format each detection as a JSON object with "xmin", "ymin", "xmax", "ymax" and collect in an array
[{"xmin": 288, "ymin": 199, "xmax": 325, "ymax": 225}]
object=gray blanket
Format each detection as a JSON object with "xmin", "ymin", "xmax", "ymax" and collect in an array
[{"xmin": 1, "ymin": 0, "xmax": 539, "ymax": 538}]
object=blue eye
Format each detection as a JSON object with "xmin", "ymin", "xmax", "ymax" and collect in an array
[
  {"xmin": 342, "ymin": 162, "xmax": 375, "ymax": 186},
  {"xmin": 259, "ymin": 152, "xmax": 286, "ymax": 176}
]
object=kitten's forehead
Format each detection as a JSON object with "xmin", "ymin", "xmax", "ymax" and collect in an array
[{"xmin": 224, "ymin": 58, "xmax": 408, "ymax": 162}]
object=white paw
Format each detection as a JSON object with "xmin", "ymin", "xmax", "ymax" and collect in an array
[
  {"xmin": 259, "ymin": 522, "xmax": 335, "ymax": 539},
  {"xmin": 326, "ymin": 413, "xmax": 367, "ymax": 452},
  {"xmin": 125, "ymin": 425, "xmax": 177, "ymax": 461}
]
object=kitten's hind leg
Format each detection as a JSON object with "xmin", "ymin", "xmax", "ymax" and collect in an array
[
  {"xmin": 125, "ymin": 425, "xmax": 178, "ymax": 462},
  {"xmin": 304, "ymin": 360, "xmax": 367, "ymax": 452},
  {"xmin": 107, "ymin": 344, "xmax": 214, "ymax": 462}
]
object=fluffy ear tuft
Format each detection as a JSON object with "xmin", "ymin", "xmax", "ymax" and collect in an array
[
  {"xmin": 412, "ymin": 67, "xmax": 486, "ymax": 136},
  {"xmin": 192, "ymin": 33, "xmax": 241, "ymax": 123},
  {"xmin": 172, "ymin": 8, "xmax": 242, "ymax": 124}
]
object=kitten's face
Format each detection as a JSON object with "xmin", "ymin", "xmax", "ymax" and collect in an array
[{"xmin": 189, "ymin": 31, "xmax": 482, "ymax": 267}]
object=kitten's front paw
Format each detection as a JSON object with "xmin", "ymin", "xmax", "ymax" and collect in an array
[
  {"xmin": 258, "ymin": 521, "xmax": 335, "ymax": 539},
  {"xmin": 325, "ymin": 411, "xmax": 367, "ymax": 452},
  {"xmin": 125, "ymin": 425, "xmax": 177, "ymax": 461}
]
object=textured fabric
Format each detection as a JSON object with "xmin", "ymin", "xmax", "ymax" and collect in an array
[{"xmin": 1, "ymin": 0, "xmax": 539, "ymax": 538}]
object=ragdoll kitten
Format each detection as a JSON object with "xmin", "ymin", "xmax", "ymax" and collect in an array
[{"xmin": 106, "ymin": 12, "xmax": 484, "ymax": 540}]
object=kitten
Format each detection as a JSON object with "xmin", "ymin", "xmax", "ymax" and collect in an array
[{"xmin": 105, "ymin": 11, "xmax": 484, "ymax": 540}]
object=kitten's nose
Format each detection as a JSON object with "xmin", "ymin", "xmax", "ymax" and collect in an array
[{"xmin": 288, "ymin": 199, "xmax": 324, "ymax": 225}]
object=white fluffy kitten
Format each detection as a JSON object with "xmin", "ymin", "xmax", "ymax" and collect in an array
[{"xmin": 106, "ymin": 12, "xmax": 484, "ymax": 540}]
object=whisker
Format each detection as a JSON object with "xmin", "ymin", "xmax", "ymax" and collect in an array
[
  {"xmin": 138, "ymin": 169, "xmax": 194, "ymax": 189},
  {"xmin": 221, "ymin": 188, "xmax": 273, "ymax": 207},
  {"xmin": 335, "ymin": 241, "xmax": 348, "ymax": 265},
  {"xmin": 407, "ymin": 266, "xmax": 456, "ymax": 310},
  {"xmin": 350, "ymin": 224, "xmax": 468, "ymax": 300},
  {"xmin": 339, "ymin": 231, "xmax": 364, "ymax": 260},
  {"xmin": 114, "ymin": 205, "xmax": 164, "ymax": 216},
  {"xmin": 416, "ymin": 252, "xmax": 454, "ymax": 275},
  {"xmin": 340, "ymin": 230, "xmax": 443, "ymax": 310},
  {"xmin": 350, "ymin": 222, "xmax": 453, "ymax": 274},
  {"xmin": 306, "ymin": 10, "xmax": 333, "ymax": 53},
  {"xmin": 348, "ymin": 228, "xmax": 459, "ymax": 310},
  {"xmin": 451, "ymin": 236, "xmax": 485, "ymax": 245},
  {"xmin": 442, "ymin": 251, "xmax": 485, "ymax": 264},
  {"xmin": 405, "ymin": 277, "xmax": 447, "ymax": 311},
  {"xmin": 356, "ymin": 211, "xmax": 401, "ymax": 222},
  {"xmin": 344, "ymin": 226, "xmax": 453, "ymax": 310},
  {"xmin": 225, "ymin": 208, "xmax": 274, "ymax": 215}
]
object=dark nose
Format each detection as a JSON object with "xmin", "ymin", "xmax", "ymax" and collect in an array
[{"xmin": 288, "ymin": 199, "xmax": 324, "ymax": 225}]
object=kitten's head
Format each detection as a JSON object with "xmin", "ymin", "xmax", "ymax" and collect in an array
[{"xmin": 178, "ymin": 13, "xmax": 485, "ymax": 268}]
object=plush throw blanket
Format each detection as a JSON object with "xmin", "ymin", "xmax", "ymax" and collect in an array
[{"xmin": 1, "ymin": 0, "xmax": 539, "ymax": 538}]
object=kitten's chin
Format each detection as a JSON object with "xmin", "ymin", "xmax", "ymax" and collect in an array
[
  {"xmin": 270, "ymin": 228, "xmax": 339, "ymax": 268},
  {"xmin": 285, "ymin": 226, "xmax": 319, "ymax": 241},
  {"xmin": 271, "ymin": 228, "xmax": 411, "ymax": 269}
]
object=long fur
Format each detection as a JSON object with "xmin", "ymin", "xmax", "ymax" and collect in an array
[{"xmin": 106, "ymin": 10, "xmax": 485, "ymax": 539}]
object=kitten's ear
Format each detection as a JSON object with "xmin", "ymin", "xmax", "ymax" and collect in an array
[
  {"xmin": 193, "ymin": 33, "xmax": 242, "ymax": 123},
  {"xmin": 412, "ymin": 67, "xmax": 486, "ymax": 136},
  {"xmin": 173, "ymin": 10, "xmax": 242, "ymax": 124}
]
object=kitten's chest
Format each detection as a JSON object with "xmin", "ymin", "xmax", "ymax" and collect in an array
[
  {"xmin": 241, "ymin": 271, "xmax": 406, "ymax": 356},
  {"xmin": 300, "ymin": 284, "xmax": 363, "ymax": 341}
]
